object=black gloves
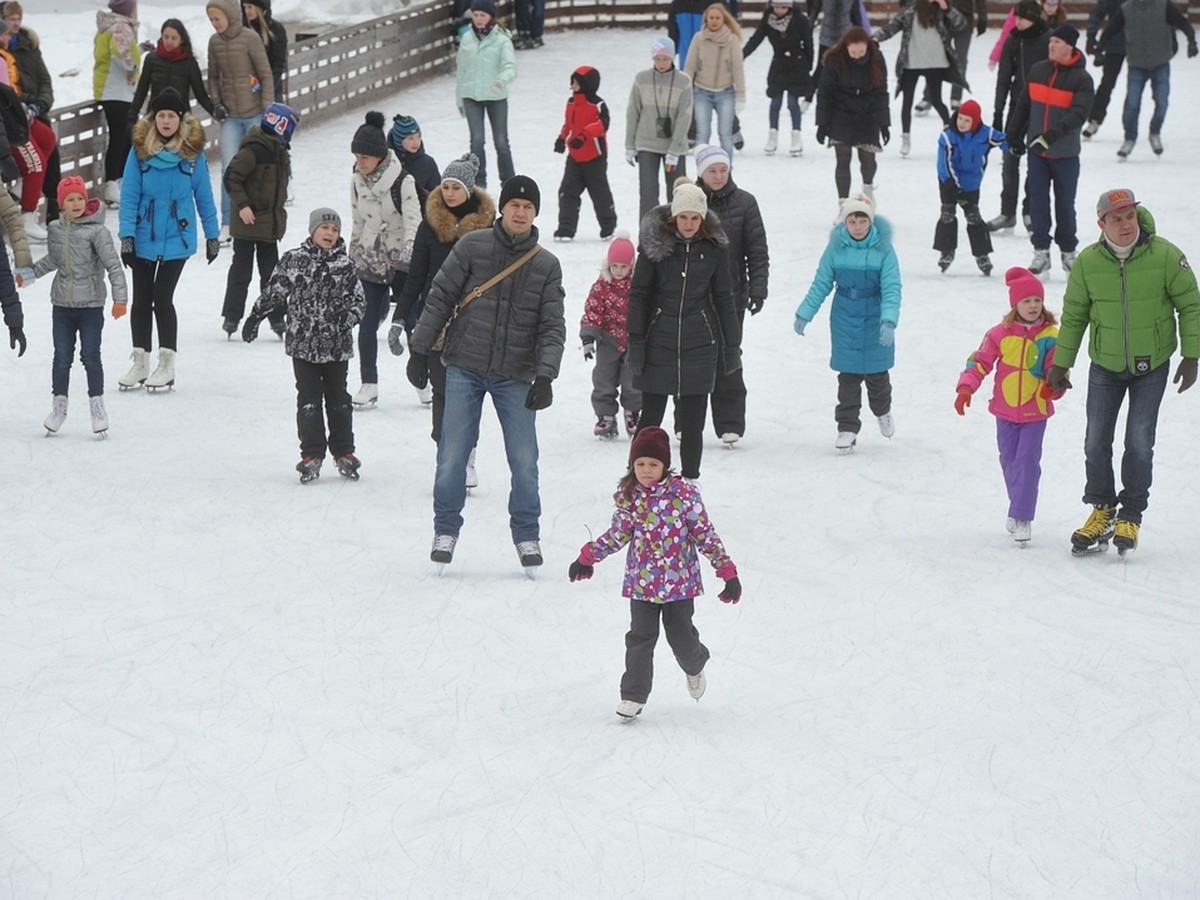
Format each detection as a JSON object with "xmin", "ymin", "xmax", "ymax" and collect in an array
[
  {"xmin": 206, "ymin": 238, "xmax": 221, "ymax": 264},
  {"xmin": 553, "ymin": 137, "xmax": 566, "ymax": 154},
  {"xmin": 120, "ymin": 236, "xmax": 136, "ymax": 268},
  {"xmin": 815, "ymin": 126, "xmax": 827, "ymax": 146},
  {"xmin": 1086, "ymin": 36, "xmax": 1097, "ymax": 55},
  {"xmin": 8, "ymin": 325, "xmax": 26, "ymax": 357},
  {"xmin": 525, "ymin": 375, "xmax": 553, "ymax": 410},
  {"xmin": 1173, "ymin": 357, "xmax": 1197, "ymax": 393},
  {"xmin": 0, "ymin": 154, "xmax": 17, "ymax": 183},
  {"xmin": 569, "ymin": 135, "xmax": 585, "ymax": 150},
  {"xmin": 1008, "ymin": 140, "xmax": 1026, "ymax": 157},
  {"xmin": 1189, "ymin": 42, "xmax": 1199, "ymax": 58},
  {"xmin": 626, "ymin": 339, "xmax": 645, "ymax": 377},
  {"xmin": 406, "ymin": 351, "xmax": 429, "ymax": 389},
  {"xmin": 718, "ymin": 577, "xmax": 742, "ymax": 603},
  {"xmin": 723, "ymin": 347, "xmax": 743, "ymax": 375},
  {"xmin": 1046, "ymin": 365, "xmax": 1072, "ymax": 393},
  {"xmin": 880, "ymin": 126, "xmax": 890, "ymax": 146},
  {"xmin": 748, "ymin": 297, "xmax": 765, "ymax": 316},
  {"xmin": 212, "ymin": 101, "xmax": 228, "ymax": 121},
  {"xmin": 568, "ymin": 560, "xmax": 593, "ymax": 581},
  {"xmin": 242, "ymin": 314, "xmax": 262, "ymax": 343},
  {"xmin": 976, "ymin": 21, "xmax": 986, "ymax": 36}
]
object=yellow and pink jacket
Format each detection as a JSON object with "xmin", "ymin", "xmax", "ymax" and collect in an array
[{"xmin": 957, "ymin": 317, "xmax": 1060, "ymax": 423}]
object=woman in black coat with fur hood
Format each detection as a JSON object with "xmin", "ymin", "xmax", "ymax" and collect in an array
[{"xmin": 628, "ymin": 180, "xmax": 740, "ymax": 481}]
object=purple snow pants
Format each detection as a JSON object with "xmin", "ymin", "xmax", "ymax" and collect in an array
[{"xmin": 996, "ymin": 418, "xmax": 1046, "ymax": 520}]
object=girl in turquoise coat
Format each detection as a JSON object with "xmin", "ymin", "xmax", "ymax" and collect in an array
[
  {"xmin": 794, "ymin": 192, "xmax": 902, "ymax": 452},
  {"xmin": 118, "ymin": 87, "xmax": 221, "ymax": 391}
]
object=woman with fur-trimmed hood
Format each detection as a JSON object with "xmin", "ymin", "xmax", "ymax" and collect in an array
[
  {"xmin": 389, "ymin": 152, "xmax": 495, "ymax": 445},
  {"xmin": 117, "ymin": 86, "xmax": 220, "ymax": 390},
  {"xmin": 628, "ymin": 178, "xmax": 740, "ymax": 481}
]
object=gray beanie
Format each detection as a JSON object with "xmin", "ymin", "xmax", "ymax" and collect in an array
[
  {"xmin": 309, "ymin": 207, "xmax": 342, "ymax": 235},
  {"xmin": 441, "ymin": 152, "xmax": 479, "ymax": 191}
]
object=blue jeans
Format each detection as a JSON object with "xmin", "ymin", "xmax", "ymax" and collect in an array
[
  {"xmin": 693, "ymin": 87, "xmax": 736, "ymax": 161},
  {"xmin": 768, "ymin": 93, "xmax": 802, "ymax": 131},
  {"xmin": 51, "ymin": 306, "xmax": 104, "ymax": 397},
  {"xmin": 462, "ymin": 99, "xmax": 513, "ymax": 190},
  {"xmin": 1122, "ymin": 62, "xmax": 1170, "ymax": 141},
  {"xmin": 435, "ymin": 365, "xmax": 541, "ymax": 542},
  {"xmin": 1083, "ymin": 361, "xmax": 1169, "ymax": 523},
  {"xmin": 1026, "ymin": 152, "xmax": 1079, "ymax": 253},
  {"xmin": 359, "ymin": 280, "xmax": 391, "ymax": 384},
  {"xmin": 219, "ymin": 115, "xmax": 260, "ymax": 226}
]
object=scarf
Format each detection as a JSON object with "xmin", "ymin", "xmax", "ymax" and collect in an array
[
  {"xmin": 155, "ymin": 39, "xmax": 189, "ymax": 62},
  {"xmin": 768, "ymin": 11, "xmax": 792, "ymax": 34}
]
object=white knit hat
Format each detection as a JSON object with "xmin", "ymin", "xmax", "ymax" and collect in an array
[
  {"xmin": 694, "ymin": 143, "xmax": 731, "ymax": 177},
  {"xmin": 839, "ymin": 192, "xmax": 874, "ymax": 223},
  {"xmin": 670, "ymin": 182, "xmax": 708, "ymax": 218}
]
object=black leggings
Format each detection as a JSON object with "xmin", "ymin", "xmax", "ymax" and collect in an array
[
  {"xmin": 101, "ymin": 100, "xmax": 132, "ymax": 183},
  {"xmin": 899, "ymin": 69, "xmax": 949, "ymax": 132},
  {"xmin": 638, "ymin": 392, "xmax": 708, "ymax": 480},
  {"xmin": 130, "ymin": 256, "xmax": 187, "ymax": 351},
  {"xmin": 834, "ymin": 143, "xmax": 878, "ymax": 199}
]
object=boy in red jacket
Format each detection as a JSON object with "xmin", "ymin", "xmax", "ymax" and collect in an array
[{"xmin": 553, "ymin": 65, "xmax": 617, "ymax": 241}]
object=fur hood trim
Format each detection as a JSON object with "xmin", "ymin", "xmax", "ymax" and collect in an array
[
  {"xmin": 132, "ymin": 112, "xmax": 207, "ymax": 161},
  {"xmin": 636, "ymin": 204, "xmax": 728, "ymax": 263},
  {"xmin": 424, "ymin": 186, "xmax": 496, "ymax": 244}
]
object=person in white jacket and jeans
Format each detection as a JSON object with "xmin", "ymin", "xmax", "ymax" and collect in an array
[
  {"xmin": 348, "ymin": 110, "xmax": 419, "ymax": 408},
  {"xmin": 455, "ymin": 0, "xmax": 517, "ymax": 190}
]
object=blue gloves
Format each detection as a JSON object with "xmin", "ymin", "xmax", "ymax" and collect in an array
[
  {"xmin": 793, "ymin": 316, "xmax": 808, "ymax": 336},
  {"xmin": 879, "ymin": 321, "xmax": 895, "ymax": 347}
]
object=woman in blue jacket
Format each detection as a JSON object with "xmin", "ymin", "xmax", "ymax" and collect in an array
[
  {"xmin": 794, "ymin": 192, "xmax": 902, "ymax": 452},
  {"xmin": 117, "ymin": 87, "xmax": 220, "ymax": 390}
]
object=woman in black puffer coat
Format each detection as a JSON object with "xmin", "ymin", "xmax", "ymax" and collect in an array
[
  {"xmin": 815, "ymin": 26, "xmax": 890, "ymax": 203},
  {"xmin": 128, "ymin": 19, "xmax": 214, "ymax": 123},
  {"xmin": 742, "ymin": 1, "xmax": 814, "ymax": 153},
  {"xmin": 628, "ymin": 181, "xmax": 740, "ymax": 481}
]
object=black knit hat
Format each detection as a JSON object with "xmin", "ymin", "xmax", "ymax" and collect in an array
[
  {"xmin": 351, "ymin": 110, "xmax": 388, "ymax": 158},
  {"xmin": 150, "ymin": 87, "xmax": 187, "ymax": 116},
  {"xmin": 1015, "ymin": 0, "xmax": 1041, "ymax": 20},
  {"xmin": 498, "ymin": 175, "xmax": 540, "ymax": 213}
]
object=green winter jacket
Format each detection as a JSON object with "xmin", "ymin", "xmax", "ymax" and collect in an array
[
  {"xmin": 1057, "ymin": 206, "xmax": 1200, "ymax": 375},
  {"xmin": 223, "ymin": 126, "xmax": 290, "ymax": 242},
  {"xmin": 455, "ymin": 25, "xmax": 517, "ymax": 107}
]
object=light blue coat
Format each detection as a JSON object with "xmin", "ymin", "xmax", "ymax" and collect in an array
[
  {"xmin": 796, "ymin": 216, "xmax": 902, "ymax": 374},
  {"xmin": 455, "ymin": 25, "xmax": 517, "ymax": 106}
]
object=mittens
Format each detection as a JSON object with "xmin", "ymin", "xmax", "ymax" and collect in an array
[{"xmin": 387, "ymin": 323, "xmax": 407, "ymax": 357}]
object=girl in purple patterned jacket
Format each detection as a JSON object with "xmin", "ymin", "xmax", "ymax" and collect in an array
[{"xmin": 568, "ymin": 426, "xmax": 741, "ymax": 720}]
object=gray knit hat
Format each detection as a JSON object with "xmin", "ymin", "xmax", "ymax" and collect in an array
[
  {"xmin": 351, "ymin": 111, "xmax": 389, "ymax": 158},
  {"xmin": 441, "ymin": 152, "xmax": 479, "ymax": 191},
  {"xmin": 309, "ymin": 207, "xmax": 342, "ymax": 235}
]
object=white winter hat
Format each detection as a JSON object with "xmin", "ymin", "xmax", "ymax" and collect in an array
[
  {"xmin": 670, "ymin": 182, "xmax": 708, "ymax": 218},
  {"xmin": 694, "ymin": 143, "xmax": 731, "ymax": 177},
  {"xmin": 839, "ymin": 192, "xmax": 874, "ymax": 224}
]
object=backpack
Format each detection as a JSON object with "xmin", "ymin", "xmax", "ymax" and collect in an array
[{"xmin": 0, "ymin": 82, "xmax": 30, "ymax": 148}]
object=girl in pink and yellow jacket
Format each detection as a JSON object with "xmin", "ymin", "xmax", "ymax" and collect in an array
[
  {"xmin": 567, "ymin": 426, "xmax": 741, "ymax": 720},
  {"xmin": 955, "ymin": 266, "xmax": 1063, "ymax": 545}
]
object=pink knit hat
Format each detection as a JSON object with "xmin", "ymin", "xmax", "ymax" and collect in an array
[
  {"xmin": 1005, "ymin": 266, "xmax": 1045, "ymax": 307},
  {"xmin": 606, "ymin": 230, "xmax": 635, "ymax": 268},
  {"xmin": 56, "ymin": 175, "xmax": 89, "ymax": 208}
]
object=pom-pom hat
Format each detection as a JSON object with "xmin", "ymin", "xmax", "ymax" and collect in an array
[
  {"xmin": 351, "ymin": 110, "xmax": 388, "ymax": 158},
  {"xmin": 442, "ymin": 153, "xmax": 479, "ymax": 191},
  {"xmin": 607, "ymin": 230, "xmax": 635, "ymax": 268},
  {"xmin": 839, "ymin": 192, "xmax": 874, "ymax": 223}
]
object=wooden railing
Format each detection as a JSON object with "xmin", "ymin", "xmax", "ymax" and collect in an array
[{"xmin": 44, "ymin": 0, "xmax": 1195, "ymax": 193}]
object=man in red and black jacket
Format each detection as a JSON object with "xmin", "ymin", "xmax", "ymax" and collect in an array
[
  {"xmin": 1005, "ymin": 23, "xmax": 1095, "ymax": 277},
  {"xmin": 552, "ymin": 65, "xmax": 618, "ymax": 241}
]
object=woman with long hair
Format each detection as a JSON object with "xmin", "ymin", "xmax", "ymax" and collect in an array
[
  {"xmin": 683, "ymin": 2, "xmax": 745, "ymax": 162},
  {"xmin": 241, "ymin": 0, "xmax": 287, "ymax": 100},
  {"xmin": 815, "ymin": 27, "xmax": 889, "ymax": 204},
  {"xmin": 129, "ymin": 19, "xmax": 214, "ymax": 122}
]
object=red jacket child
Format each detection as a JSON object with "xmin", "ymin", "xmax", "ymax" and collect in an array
[{"xmin": 556, "ymin": 65, "xmax": 609, "ymax": 164}]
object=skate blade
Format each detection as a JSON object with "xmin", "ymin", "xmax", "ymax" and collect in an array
[
  {"xmin": 118, "ymin": 383, "xmax": 144, "ymax": 391},
  {"xmin": 1071, "ymin": 540, "xmax": 1110, "ymax": 556},
  {"xmin": 352, "ymin": 400, "xmax": 377, "ymax": 410},
  {"xmin": 836, "ymin": 446, "xmax": 856, "ymax": 456},
  {"xmin": 145, "ymin": 383, "xmax": 174, "ymax": 393},
  {"xmin": 522, "ymin": 566, "xmax": 539, "ymax": 581},
  {"xmin": 93, "ymin": 430, "xmax": 108, "ymax": 440},
  {"xmin": 432, "ymin": 562, "xmax": 449, "ymax": 576}
]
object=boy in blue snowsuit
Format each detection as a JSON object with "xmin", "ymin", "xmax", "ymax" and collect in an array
[{"xmin": 934, "ymin": 98, "xmax": 1007, "ymax": 275}]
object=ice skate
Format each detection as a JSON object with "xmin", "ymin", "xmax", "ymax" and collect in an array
[
  {"xmin": 1149, "ymin": 133, "xmax": 1163, "ymax": 156},
  {"xmin": 416, "ymin": 383, "xmax": 434, "ymax": 405},
  {"xmin": 877, "ymin": 413, "xmax": 894, "ymax": 438},
  {"xmin": 431, "ymin": 533, "xmax": 457, "ymax": 564},
  {"xmin": 593, "ymin": 415, "xmax": 618, "ymax": 439},
  {"xmin": 1005, "ymin": 516, "xmax": 1016, "ymax": 534},
  {"xmin": 22, "ymin": 211, "xmax": 46, "ymax": 242},
  {"xmin": 914, "ymin": 99, "xmax": 931, "ymax": 117},
  {"xmin": 270, "ymin": 320, "xmax": 286, "ymax": 340},
  {"xmin": 218, "ymin": 224, "xmax": 231, "ymax": 244},
  {"xmin": 1082, "ymin": 119, "xmax": 1100, "ymax": 139},
  {"xmin": 1028, "ymin": 249, "xmax": 1051, "ymax": 275},
  {"xmin": 1117, "ymin": 139, "xmax": 1134, "ymax": 159},
  {"xmin": 900, "ymin": 133, "xmax": 911, "ymax": 157},
  {"xmin": 1113, "ymin": 519, "xmax": 1139, "ymax": 556},
  {"xmin": 335, "ymin": 452, "xmax": 361, "ymax": 479},
  {"xmin": 118, "ymin": 348, "xmax": 150, "ymax": 390},
  {"xmin": 465, "ymin": 447, "xmax": 479, "ymax": 489},
  {"xmin": 976, "ymin": 255, "xmax": 994, "ymax": 276},
  {"xmin": 145, "ymin": 348, "xmax": 176, "ymax": 392},
  {"xmin": 1012, "ymin": 519, "xmax": 1032, "ymax": 546},
  {"xmin": 1061, "ymin": 251, "xmax": 1077, "ymax": 273},
  {"xmin": 516, "ymin": 540, "xmax": 543, "ymax": 574},
  {"xmin": 1071, "ymin": 504, "xmax": 1116, "ymax": 555},
  {"xmin": 987, "ymin": 214, "xmax": 1016, "ymax": 232},
  {"xmin": 763, "ymin": 128, "xmax": 778, "ymax": 155},
  {"xmin": 43, "ymin": 395, "xmax": 67, "ymax": 434},
  {"xmin": 938, "ymin": 252, "xmax": 955, "ymax": 273},
  {"xmin": 835, "ymin": 431, "xmax": 856, "ymax": 454},
  {"xmin": 624, "ymin": 409, "xmax": 640, "ymax": 436},
  {"xmin": 296, "ymin": 455, "xmax": 322, "ymax": 483},
  {"xmin": 352, "ymin": 383, "xmax": 378, "ymax": 408},
  {"xmin": 616, "ymin": 699, "xmax": 644, "ymax": 719},
  {"xmin": 553, "ymin": 230, "xmax": 574, "ymax": 242},
  {"xmin": 686, "ymin": 668, "xmax": 706, "ymax": 700},
  {"xmin": 222, "ymin": 317, "xmax": 238, "ymax": 339},
  {"xmin": 103, "ymin": 180, "xmax": 121, "ymax": 208},
  {"xmin": 89, "ymin": 396, "xmax": 109, "ymax": 437},
  {"xmin": 789, "ymin": 129, "xmax": 803, "ymax": 156},
  {"xmin": 720, "ymin": 432, "xmax": 740, "ymax": 447}
]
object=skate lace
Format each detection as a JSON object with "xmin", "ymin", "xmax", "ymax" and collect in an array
[
  {"xmin": 1077, "ymin": 506, "xmax": 1115, "ymax": 539},
  {"xmin": 516, "ymin": 540, "xmax": 541, "ymax": 555},
  {"xmin": 433, "ymin": 534, "xmax": 457, "ymax": 553},
  {"xmin": 1114, "ymin": 519, "xmax": 1139, "ymax": 545}
]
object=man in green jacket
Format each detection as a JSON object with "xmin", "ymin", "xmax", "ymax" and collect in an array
[{"xmin": 1048, "ymin": 188, "xmax": 1199, "ymax": 554}]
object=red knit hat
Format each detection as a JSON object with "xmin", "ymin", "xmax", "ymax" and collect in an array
[
  {"xmin": 1005, "ymin": 266, "xmax": 1045, "ymax": 307},
  {"xmin": 56, "ymin": 175, "xmax": 89, "ymax": 209},
  {"xmin": 957, "ymin": 99, "xmax": 982, "ymax": 131},
  {"xmin": 629, "ymin": 426, "xmax": 671, "ymax": 469}
]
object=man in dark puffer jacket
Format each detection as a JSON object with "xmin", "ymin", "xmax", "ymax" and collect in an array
[{"xmin": 408, "ymin": 175, "xmax": 566, "ymax": 570}]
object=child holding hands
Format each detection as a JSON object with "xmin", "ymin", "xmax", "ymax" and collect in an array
[
  {"xmin": 20, "ymin": 176, "xmax": 127, "ymax": 436},
  {"xmin": 955, "ymin": 266, "xmax": 1062, "ymax": 544},
  {"xmin": 568, "ymin": 426, "xmax": 741, "ymax": 720},
  {"xmin": 242, "ymin": 208, "xmax": 366, "ymax": 483},
  {"xmin": 934, "ymin": 99, "xmax": 1007, "ymax": 275},
  {"xmin": 580, "ymin": 231, "xmax": 641, "ymax": 438}
]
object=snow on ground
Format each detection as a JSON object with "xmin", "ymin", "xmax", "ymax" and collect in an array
[{"xmin": 5, "ymin": 11, "xmax": 1200, "ymax": 899}]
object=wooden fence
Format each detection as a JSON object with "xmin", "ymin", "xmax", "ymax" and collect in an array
[{"xmin": 44, "ymin": 0, "xmax": 1195, "ymax": 193}]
